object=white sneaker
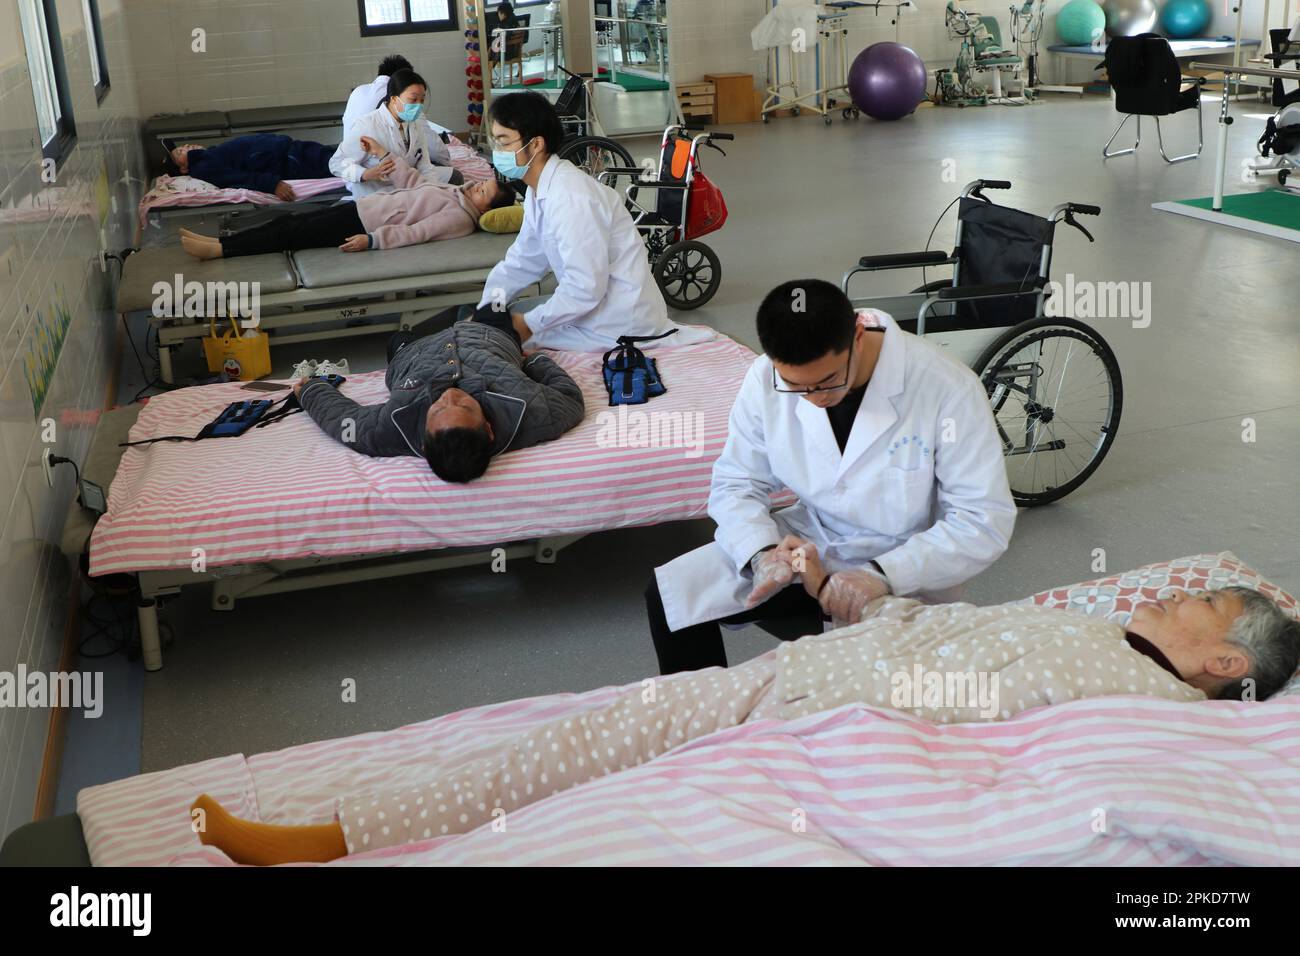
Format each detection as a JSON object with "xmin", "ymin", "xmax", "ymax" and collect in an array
[
  {"xmin": 290, "ymin": 359, "xmax": 317, "ymax": 378},
  {"xmin": 315, "ymin": 359, "xmax": 350, "ymax": 377}
]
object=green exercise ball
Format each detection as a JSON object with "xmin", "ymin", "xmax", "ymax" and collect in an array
[
  {"xmin": 1057, "ymin": 0, "xmax": 1106, "ymax": 46},
  {"xmin": 1160, "ymin": 0, "xmax": 1211, "ymax": 38}
]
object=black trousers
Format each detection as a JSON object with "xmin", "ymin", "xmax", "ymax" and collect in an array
[
  {"xmin": 220, "ymin": 202, "xmax": 365, "ymax": 258},
  {"xmin": 645, "ymin": 574, "xmax": 826, "ymax": 674}
]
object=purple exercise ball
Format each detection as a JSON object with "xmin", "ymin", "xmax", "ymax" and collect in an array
[{"xmin": 847, "ymin": 41, "xmax": 928, "ymax": 121}]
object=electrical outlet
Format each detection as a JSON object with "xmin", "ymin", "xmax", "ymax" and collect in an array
[{"xmin": 41, "ymin": 447, "xmax": 55, "ymax": 487}]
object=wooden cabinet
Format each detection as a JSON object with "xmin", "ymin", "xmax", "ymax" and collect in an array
[{"xmin": 703, "ymin": 72, "xmax": 758, "ymax": 124}]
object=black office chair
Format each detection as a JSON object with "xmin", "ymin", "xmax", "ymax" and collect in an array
[
  {"xmin": 1099, "ymin": 33, "xmax": 1204, "ymax": 163},
  {"xmin": 1267, "ymin": 27, "xmax": 1300, "ymax": 107}
]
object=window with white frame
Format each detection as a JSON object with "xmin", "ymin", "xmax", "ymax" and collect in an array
[
  {"xmin": 82, "ymin": 0, "xmax": 111, "ymax": 102},
  {"xmin": 18, "ymin": 0, "xmax": 77, "ymax": 166},
  {"xmin": 358, "ymin": 0, "xmax": 457, "ymax": 37}
]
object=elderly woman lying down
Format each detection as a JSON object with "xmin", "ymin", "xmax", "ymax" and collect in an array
[
  {"xmin": 179, "ymin": 135, "xmax": 515, "ymax": 260},
  {"xmin": 192, "ymin": 544, "xmax": 1300, "ymax": 865}
]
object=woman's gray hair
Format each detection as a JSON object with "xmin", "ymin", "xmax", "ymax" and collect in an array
[{"xmin": 1215, "ymin": 586, "xmax": 1300, "ymax": 701}]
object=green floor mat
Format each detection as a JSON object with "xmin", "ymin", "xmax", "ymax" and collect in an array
[
  {"xmin": 1176, "ymin": 190, "xmax": 1300, "ymax": 229},
  {"xmin": 495, "ymin": 76, "xmax": 565, "ymax": 90},
  {"xmin": 597, "ymin": 72, "xmax": 670, "ymax": 92}
]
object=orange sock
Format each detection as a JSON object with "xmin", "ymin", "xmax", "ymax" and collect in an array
[{"xmin": 191, "ymin": 794, "xmax": 348, "ymax": 866}]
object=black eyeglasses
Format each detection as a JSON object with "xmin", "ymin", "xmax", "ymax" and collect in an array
[{"xmin": 770, "ymin": 327, "xmax": 883, "ymax": 394}]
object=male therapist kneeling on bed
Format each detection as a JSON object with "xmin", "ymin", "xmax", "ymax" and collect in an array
[
  {"xmin": 480, "ymin": 91, "xmax": 712, "ymax": 352},
  {"xmin": 293, "ymin": 310, "xmax": 584, "ymax": 483},
  {"xmin": 647, "ymin": 279, "xmax": 1018, "ymax": 674}
]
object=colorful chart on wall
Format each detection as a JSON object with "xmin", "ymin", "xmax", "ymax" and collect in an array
[{"xmin": 23, "ymin": 285, "xmax": 73, "ymax": 416}]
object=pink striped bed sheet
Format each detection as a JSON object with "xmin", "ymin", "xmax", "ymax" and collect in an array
[
  {"xmin": 88, "ymin": 333, "xmax": 750, "ymax": 577},
  {"xmin": 76, "ymin": 552, "xmax": 1300, "ymax": 866},
  {"xmin": 137, "ymin": 176, "xmax": 346, "ymax": 226}
]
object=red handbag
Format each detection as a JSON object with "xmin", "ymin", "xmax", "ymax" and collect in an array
[{"xmin": 684, "ymin": 171, "xmax": 727, "ymax": 240}]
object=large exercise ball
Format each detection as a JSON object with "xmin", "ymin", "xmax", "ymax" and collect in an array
[
  {"xmin": 1160, "ymin": 0, "xmax": 1211, "ymax": 38},
  {"xmin": 1057, "ymin": 0, "xmax": 1106, "ymax": 45},
  {"xmin": 1103, "ymin": 0, "xmax": 1159, "ymax": 37},
  {"xmin": 846, "ymin": 42, "xmax": 928, "ymax": 121}
]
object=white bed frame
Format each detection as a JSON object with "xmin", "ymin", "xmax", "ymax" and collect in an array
[{"xmin": 134, "ymin": 534, "xmax": 587, "ymax": 671}]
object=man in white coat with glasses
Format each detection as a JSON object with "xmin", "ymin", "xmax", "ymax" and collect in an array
[{"xmin": 646, "ymin": 279, "xmax": 1017, "ymax": 673}]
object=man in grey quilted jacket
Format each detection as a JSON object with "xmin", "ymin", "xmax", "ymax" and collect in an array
[{"xmin": 294, "ymin": 309, "xmax": 585, "ymax": 482}]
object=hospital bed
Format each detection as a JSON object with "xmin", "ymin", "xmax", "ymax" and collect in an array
[
  {"xmin": 115, "ymin": 233, "xmax": 529, "ymax": 384},
  {"xmin": 6, "ymin": 551, "xmax": 1296, "ymax": 866},
  {"xmin": 85, "ymin": 334, "xmax": 750, "ymax": 671},
  {"xmin": 142, "ymin": 101, "xmax": 350, "ymax": 151}
]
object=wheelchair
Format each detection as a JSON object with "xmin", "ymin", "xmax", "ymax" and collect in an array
[
  {"xmin": 842, "ymin": 179, "xmax": 1121, "ymax": 506},
  {"xmin": 599, "ymin": 124, "xmax": 734, "ymax": 310},
  {"xmin": 551, "ymin": 65, "xmax": 636, "ymax": 178}
]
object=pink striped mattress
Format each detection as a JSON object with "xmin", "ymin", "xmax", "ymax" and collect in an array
[
  {"xmin": 76, "ymin": 552, "xmax": 1300, "ymax": 866},
  {"xmin": 89, "ymin": 333, "xmax": 747, "ymax": 577}
]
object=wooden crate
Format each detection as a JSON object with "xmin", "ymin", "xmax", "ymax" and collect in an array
[{"xmin": 677, "ymin": 81, "xmax": 715, "ymax": 122}]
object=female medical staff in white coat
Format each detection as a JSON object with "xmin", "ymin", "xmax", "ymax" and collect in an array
[
  {"xmin": 329, "ymin": 68, "xmax": 458, "ymax": 200},
  {"xmin": 478, "ymin": 91, "xmax": 711, "ymax": 352},
  {"xmin": 649, "ymin": 281, "xmax": 1016, "ymax": 673}
]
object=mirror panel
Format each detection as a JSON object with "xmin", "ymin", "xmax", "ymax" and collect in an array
[{"xmin": 590, "ymin": 0, "xmax": 678, "ymax": 136}]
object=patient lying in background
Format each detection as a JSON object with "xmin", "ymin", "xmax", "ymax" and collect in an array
[
  {"xmin": 180, "ymin": 136, "xmax": 515, "ymax": 260},
  {"xmin": 294, "ymin": 307, "xmax": 584, "ymax": 483},
  {"xmin": 190, "ymin": 543, "xmax": 1299, "ymax": 864}
]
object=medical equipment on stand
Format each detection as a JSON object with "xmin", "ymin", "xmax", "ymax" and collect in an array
[
  {"xmin": 1010, "ymin": 0, "xmax": 1082, "ymax": 95},
  {"xmin": 934, "ymin": 2, "xmax": 1029, "ymax": 106},
  {"xmin": 754, "ymin": 2, "xmax": 846, "ymax": 123},
  {"xmin": 1247, "ymin": 101, "xmax": 1300, "ymax": 186},
  {"xmin": 753, "ymin": 1, "xmax": 916, "ymax": 125},
  {"xmin": 1191, "ymin": 60, "xmax": 1300, "ymax": 208}
]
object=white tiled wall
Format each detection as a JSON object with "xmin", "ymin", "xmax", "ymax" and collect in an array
[
  {"xmin": 124, "ymin": 0, "xmax": 475, "ymax": 130},
  {"xmin": 0, "ymin": 0, "xmax": 147, "ymax": 839}
]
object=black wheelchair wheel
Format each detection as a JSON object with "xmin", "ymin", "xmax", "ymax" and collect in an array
[
  {"xmin": 557, "ymin": 136, "xmax": 635, "ymax": 178},
  {"xmin": 654, "ymin": 240, "xmax": 721, "ymax": 310},
  {"xmin": 972, "ymin": 317, "xmax": 1123, "ymax": 507}
]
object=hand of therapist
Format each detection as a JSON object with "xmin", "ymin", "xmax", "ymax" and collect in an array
[
  {"xmin": 339, "ymin": 235, "xmax": 370, "ymax": 253},
  {"xmin": 818, "ymin": 569, "xmax": 891, "ymax": 624},
  {"xmin": 744, "ymin": 547, "xmax": 796, "ymax": 609},
  {"xmin": 359, "ymin": 135, "xmax": 385, "ymax": 157},
  {"xmin": 362, "ymin": 158, "xmax": 396, "ymax": 182},
  {"xmin": 274, "ymin": 181, "xmax": 296, "ymax": 202}
]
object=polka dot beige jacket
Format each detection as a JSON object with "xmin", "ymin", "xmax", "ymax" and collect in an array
[{"xmin": 772, "ymin": 596, "xmax": 1206, "ymax": 723}]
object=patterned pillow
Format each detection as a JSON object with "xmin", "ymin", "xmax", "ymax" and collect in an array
[{"xmin": 1016, "ymin": 551, "xmax": 1300, "ymax": 694}]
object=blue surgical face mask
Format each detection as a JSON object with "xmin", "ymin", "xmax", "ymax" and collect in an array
[
  {"xmin": 492, "ymin": 138, "xmax": 535, "ymax": 180},
  {"xmin": 397, "ymin": 101, "xmax": 424, "ymax": 123}
]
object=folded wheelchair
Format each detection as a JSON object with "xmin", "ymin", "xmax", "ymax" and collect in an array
[
  {"xmin": 842, "ymin": 179, "xmax": 1121, "ymax": 505},
  {"xmin": 599, "ymin": 124, "xmax": 734, "ymax": 310}
]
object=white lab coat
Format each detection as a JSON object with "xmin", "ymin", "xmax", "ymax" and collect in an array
[
  {"xmin": 329, "ymin": 104, "xmax": 455, "ymax": 199},
  {"xmin": 342, "ymin": 76, "xmax": 389, "ymax": 139},
  {"xmin": 343, "ymin": 75, "xmax": 455, "ymax": 140},
  {"xmin": 477, "ymin": 154, "xmax": 713, "ymax": 352},
  {"xmin": 654, "ymin": 310, "xmax": 1017, "ymax": 632}
]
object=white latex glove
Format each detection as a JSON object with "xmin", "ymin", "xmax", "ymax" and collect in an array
[{"xmin": 819, "ymin": 569, "xmax": 891, "ymax": 624}]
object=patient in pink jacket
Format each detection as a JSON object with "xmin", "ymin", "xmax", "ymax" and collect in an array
[{"xmin": 180, "ymin": 135, "xmax": 516, "ymax": 260}]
